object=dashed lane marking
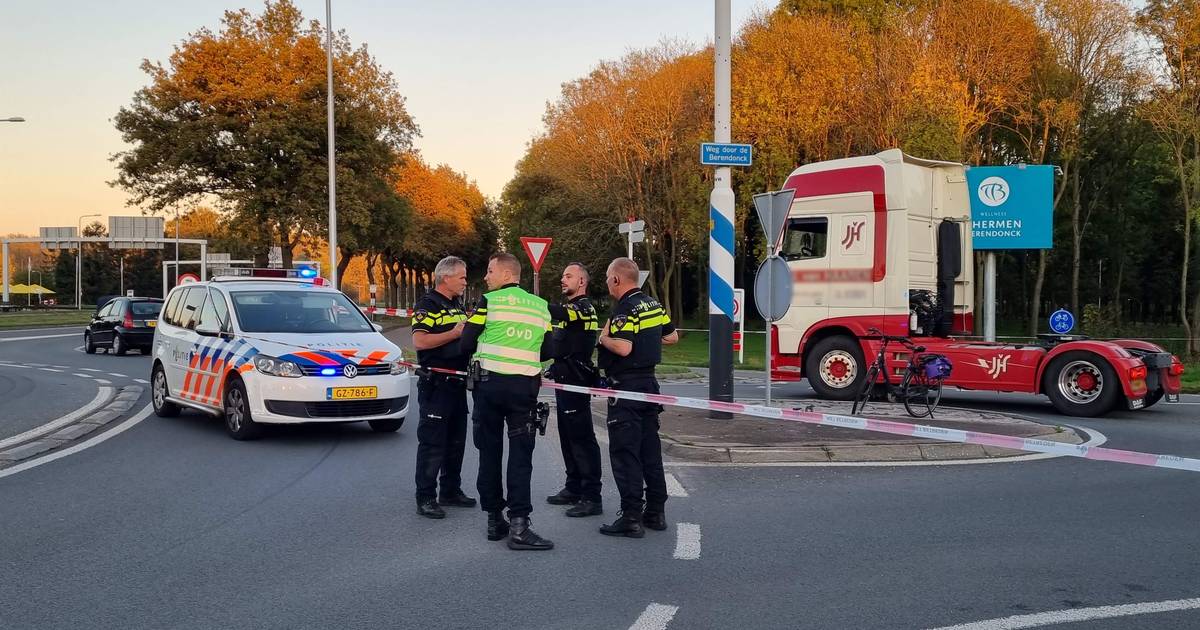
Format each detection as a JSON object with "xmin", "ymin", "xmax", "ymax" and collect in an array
[
  {"xmin": 0, "ymin": 333, "xmax": 78, "ymax": 342},
  {"xmin": 0, "ymin": 404, "xmax": 153, "ymax": 480},
  {"xmin": 926, "ymin": 596, "xmax": 1200, "ymax": 629},
  {"xmin": 0, "ymin": 387, "xmax": 113, "ymax": 450},
  {"xmin": 664, "ymin": 472, "xmax": 688, "ymax": 497},
  {"xmin": 95, "ymin": 379, "xmax": 111, "ymax": 385},
  {"xmin": 629, "ymin": 603, "xmax": 679, "ymax": 630},
  {"xmin": 81, "ymin": 368, "xmax": 103, "ymax": 372},
  {"xmin": 107, "ymin": 373, "xmax": 127, "ymax": 378},
  {"xmin": 673, "ymin": 523, "xmax": 701, "ymax": 560},
  {"xmin": 37, "ymin": 368, "xmax": 63, "ymax": 373},
  {"xmin": 73, "ymin": 373, "xmax": 94, "ymax": 379},
  {"xmin": 134, "ymin": 378, "xmax": 148, "ymax": 384}
]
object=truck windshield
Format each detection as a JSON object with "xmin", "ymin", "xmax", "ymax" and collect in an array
[
  {"xmin": 781, "ymin": 217, "xmax": 828, "ymax": 261},
  {"xmin": 230, "ymin": 290, "xmax": 373, "ymax": 333}
]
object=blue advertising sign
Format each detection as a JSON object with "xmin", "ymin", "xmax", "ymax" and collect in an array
[
  {"xmin": 1049, "ymin": 309, "xmax": 1075, "ymax": 334},
  {"xmin": 701, "ymin": 143, "xmax": 753, "ymax": 166},
  {"xmin": 966, "ymin": 165, "xmax": 1054, "ymax": 250}
]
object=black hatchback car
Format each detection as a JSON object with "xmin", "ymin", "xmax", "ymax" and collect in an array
[{"xmin": 84, "ymin": 297, "xmax": 164, "ymax": 355}]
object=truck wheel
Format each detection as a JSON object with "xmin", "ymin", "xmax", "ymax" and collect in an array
[
  {"xmin": 1044, "ymin": 351, "xmax": 1119, "ymax": 417},
  {"xmin": 806, "ymin": 336, "xmax": 865, "ymax": 401}
]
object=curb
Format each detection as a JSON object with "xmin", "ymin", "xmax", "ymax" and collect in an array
[{"xmin": 0, "ymin": 385, "xmax": 145, "ymax": 467}]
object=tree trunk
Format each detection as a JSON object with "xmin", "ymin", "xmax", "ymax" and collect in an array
[
  {"xmin": 1175, "ymin": 147, "xmax": 1195, "ymax": 354},
  {"xmin": 1070, "ymin": 168, "xmax": 1082, "ymax": 318},
  {"xmin": 336, "ymin": 247, "xmax": 353, "ymax": 290},
  {"xmin": 1030, "ymin": 249, "xmax": 1048, "ymax": 337}
]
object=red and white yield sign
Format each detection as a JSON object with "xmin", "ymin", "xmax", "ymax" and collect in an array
[{"xmin": 520, "ymin": 237, "xmax": 553, "ymax": 273}]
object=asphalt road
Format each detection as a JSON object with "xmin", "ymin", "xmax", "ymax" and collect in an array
[{"xmin": 2, "ymin": 331, "xmax": 1199, "ymax": 629}]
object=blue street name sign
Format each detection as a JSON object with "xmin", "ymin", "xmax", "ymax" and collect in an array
[
  {"xmin": 701, "ymin": 143, "xmax": 753, "ymax": 166},
  {"xmin": 966, "ymin": 165, "xmax": 1054, "ymax": 250},
  {"xmin": 1049, "ymin": 309, "xmax": 1075, "ymax": 334}
]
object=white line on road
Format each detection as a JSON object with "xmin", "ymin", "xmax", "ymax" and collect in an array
[
  {"xmin": 73, "ymin": 373, "xmax": 94, "ymax": 379},
  {"xmin": 94, "ymin": 379, "xmax": 111, "ymax": 385},
  {"xmin": 0, "ymin": 404, "xmax": 152, "ymax": 480},
  {"xmin": 629, "ymin": 603, "xmax": 679, "ymax": 630},
  {"xmin": 81, "ymin": 368, "xmax": 103, "ymax": 372},
  {"xmin": 926, "ymin": 596, "xmax": 1200, "ymax": 630},
  {"xmin": 0, "ymin": 326, "xmax": 83, "ymax": 335},
  {"xmin": 37, "ymin": 367, "xmax": 63, "ymax": 373},
  {"xmin": 664, "ymin": 472, "xmax": 689, "ymax": 497},
  {"xmin": 0, "ymin": 387, "xmax": 112, "ymax": 450},
  {"xmin": 107, "ymin": 373, "xmax": 127, "ymax": 378},
  {"xmin": 673, "ymin": 523, "xmax": 701, "ymax": 560},
  {"xmin": 0, "ymin": 333, "xmax": 79, "ymax": 342},
  {"xmin": 134, "ymin": 378, "xmax": 148, "ymax": 384}
]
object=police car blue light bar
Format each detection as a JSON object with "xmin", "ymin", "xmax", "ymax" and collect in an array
[{"xmin": 216, "ymin": 267, "xmax": 326, "ymax": 285}]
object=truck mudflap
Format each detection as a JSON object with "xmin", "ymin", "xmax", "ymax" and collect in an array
[{"xmin": 1121, "ymin": 350, "xmax": 1184, "ymax": 408}]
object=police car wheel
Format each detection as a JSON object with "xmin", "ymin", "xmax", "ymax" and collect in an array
[
  {"xmin": 151, "ymin": 364, "xmax": 180, "ymax": 418},
  {"xmin": 112, "ymin": 334, "xmax": 126, "ymax": 356},
  {"xmin": 368, "ymin": 416, "xmax": 405, "ymax": 432},
  {"xmin": 223, "ymin": 378, "xmax": 262, "ymax": 440},
  {"xmin": 805, "ymin": 336, "xmax": 865, "ymax": 401},
  {"xmin": 1043, "ymin": 351, "xmax": 1119, "ymax": 417},
  {"xmin": 84, "ymin": 333, "xmax": 96, "ymax": 354}
]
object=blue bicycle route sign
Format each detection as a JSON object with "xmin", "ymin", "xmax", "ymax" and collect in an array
[{"xmin": 1049, "ymin": 309, "xmax": 1075, "ymax": 334}]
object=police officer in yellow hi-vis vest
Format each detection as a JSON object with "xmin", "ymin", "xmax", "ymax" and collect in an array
[{"xmin": 459, "ymin": 252, "xmax": 556, "ymax": 550}]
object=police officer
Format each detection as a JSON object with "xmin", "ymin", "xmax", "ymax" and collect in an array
[
  {"xmin": 459, "ymin": 253, "xmax": 555, "ymax": 550},
  {"xmin": 545, "ymin": 262, "xmax": 603, "ymax": 517},
  {"xmin": 596, "ymin": 258, "xmax": 678, "ymax": 538},
  {"xmin": 411, "ymin": 256, "xmax": 476, "ymax": 519}
]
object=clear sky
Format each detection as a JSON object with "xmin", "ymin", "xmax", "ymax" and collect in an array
[{"xmin": 0, "ymin": 1, "xmax": 762, "ymax": 236}]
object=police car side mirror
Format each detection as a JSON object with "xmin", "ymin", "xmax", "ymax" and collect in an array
[
  {"xmin": 372, "ymin": 322, "xmax": 384, "ymax": 332},
  {"xmin": 195, "ymin": 323, "xmax": 221, "ymax": 337}
]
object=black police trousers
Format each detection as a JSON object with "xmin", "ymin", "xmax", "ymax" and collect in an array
[
  {"xmin": 472, "ymin": 373, "xmax": 539, "ymax": 518},
  {"xmin": 554, "ymin": 388, "xmax": 602, "ymax": 502},
  {"xmin": 606, "ymin": 376, "xmax": 668, "ymax": 513},
  {"xmin": 414, "ymin": 374, "xmax": 469, "ymax": 502}
]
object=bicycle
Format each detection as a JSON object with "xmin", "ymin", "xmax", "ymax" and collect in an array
[{"xmin": 851, "ymin": 327, "xmax": 953, "ymax": 418}]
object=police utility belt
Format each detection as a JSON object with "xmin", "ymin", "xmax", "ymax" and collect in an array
[{"xmin": 415, "ymin": 367, "xmax": 467, "ymax": 387}]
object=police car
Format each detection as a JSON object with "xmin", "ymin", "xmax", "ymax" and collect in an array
[{"xmin": 149, "ymin": 268, "xmax": 409, "ymax": 440}]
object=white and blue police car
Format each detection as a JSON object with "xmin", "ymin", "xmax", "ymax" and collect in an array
[{"xmin": 150, "ymin": 268, "xmax": 409, "ymax": 440}]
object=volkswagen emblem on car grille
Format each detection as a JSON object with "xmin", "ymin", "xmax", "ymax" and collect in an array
[{"xmin": 343, "ymin": 364, "xmax": 358, "ymax": 379}]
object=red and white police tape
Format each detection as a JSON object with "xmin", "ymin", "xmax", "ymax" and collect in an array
[
  {"xmin": 391, "ymin": 359, "xmax": 1200, "ymax": 474},
  {"xmin": 363, "ymin": 307, "xmax": 413, "ymax": 317}
]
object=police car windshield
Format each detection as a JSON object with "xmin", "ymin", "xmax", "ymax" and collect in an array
[{"xmin": 230, "ymin": 290, "xmax": 373, "ymax": 334}]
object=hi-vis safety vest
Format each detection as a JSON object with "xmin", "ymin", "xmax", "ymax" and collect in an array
[{"xmin": 469, "ymin": 285, "xmax": 551, "ymax": 376}]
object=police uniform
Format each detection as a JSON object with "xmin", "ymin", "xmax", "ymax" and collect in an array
[
  {"xmin": 460, "ymin": 283, "xmax": 556, "ymax": 549},
  {"xmin": 411, "ymin": 289, "xmax": 470, "ymax": 508},
  {"xmin": 547, "ymin": 296, "xmax": 602, "ymax": 508},
  {"xmin": 598, "ymin": 288, "xmax": 674, "ymax": 523}
]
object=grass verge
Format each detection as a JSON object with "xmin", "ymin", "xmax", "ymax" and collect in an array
[{"xmin": 0, "ymin": 310, "xmax": 93, "ymax": 330}]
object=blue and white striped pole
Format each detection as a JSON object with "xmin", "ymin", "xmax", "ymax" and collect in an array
[{"xmin": 708, "ymin": 0, "xmax": 734, "ymax": 417}]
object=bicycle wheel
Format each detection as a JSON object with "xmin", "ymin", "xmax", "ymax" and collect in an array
[
  {"xmin": 852, "ymin": 364, "xmax": 880, "ymax": 415},
  {"xmin": 901, "ymin": 368, "xmax": 943, "ymax": 418}
]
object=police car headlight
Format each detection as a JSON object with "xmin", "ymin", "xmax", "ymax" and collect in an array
[
  {"xmin": 389, "ymin": 361, "xmax": 407, "ymax": 376},
  {"xmin": 254, "ymin": 355, "xmax": 302, "ymax": 378}
]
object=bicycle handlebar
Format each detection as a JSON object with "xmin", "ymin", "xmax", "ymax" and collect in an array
[{"xmin": 865, "ymin": 327, "xmax": 918, "ymax": 349}]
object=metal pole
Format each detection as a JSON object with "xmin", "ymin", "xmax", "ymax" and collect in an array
[
  {"xmin": 174, "ymin": 207, "xmax": 180, "ymax": 283},
  {"xmin": 627, "ymin": 233, "xmax": 633, "ymax": 259},
  {"xmin": 533, "ymin": 272, "xmax": 540, "ymax": 295},
  {"xmin": 27, "ymin": 256, "xmax": 31, "ymax": 306},
  {"xmin": 984, "ymin": 252, "xmax": 996, "ymax": 342},
  {"xmin": 200, "ymin": 243, "xmax": 207, "ymax": 281},
  {"xmin": 1, "ymin": 240, "xmax": 9, "ymax": 305},
  {"xmin": 119, "ymin": 256, "xmax": 124, "ymax": 296},
  {"xmin": 325, "ymin": 0, "xmax": 338, "ymax": 289},
  {"xmin": 708, "ymin": 0, "xmax": 735, "ymax": 418},
  {"xmin": 765, "ymin": 259, "xmax": 772, "ymax": 405}
]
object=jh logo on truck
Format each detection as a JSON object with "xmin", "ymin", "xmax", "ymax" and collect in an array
[
  {"xmin": 975, "ymin": 355, "xmax": 1011, "ymax": 379},
  {"xmin": 841, "ymin": 221, "xmax": 865, "ymax": 249}
]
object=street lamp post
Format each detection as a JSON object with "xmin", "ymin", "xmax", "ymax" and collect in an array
[
  {"xmin": 325, "ymin": 0, "xmax": 338, "ymax": 289},
  {"xmin": 77, "ymin": 213, "xmax": 100, "ymax": 310}
]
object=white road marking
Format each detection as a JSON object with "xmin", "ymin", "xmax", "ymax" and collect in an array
[
  {"xmin": 94, "ymin": 379, "xmax": 111, "ymax": 385},
  {"xmin": 0, "ymin": 387, "xmax": 113, "ymax": 450},
  {"xmin": 665, "ymin": 424, "xmax": 1107, "ymax": 469},
  {"xmin": 0, "ymin": 332, "xmax": 78, "ymax": 342},
  {"xmin": 664, "ymin": 472, "xmax": 689, "ymax": 497},
  {"xmin": 73, "ymin": 373, "xmax": 94, "ymax": 379},
  {"xmin": 629, "ymin": 603, "xmax": 679, "ymax": 630},
  {"xmin": 673, "ymin": 523, "xmax": 701, "ymax": 560},
  {"xmin": 0, "ymin": 404, "xmax": 153, "ymax": 480},
  {"xmin": 0, "ymin": 326, "xmax": 83, "ymax": 335},
  {"xmin": 37, "ymin": 368, "xmax": 63, "ymax": 373},
  {"xmin": 107, "ymin": 372, "xmax": 127, "ymax": 378},
  {"xmin": 134, "ymin": 378, "xmax": 149, "ymax": 384},
  {"xmin": 926, "ymin": 596, "xmax": 1200, "ymax": 630},
  {"xmin": 81, "ymin": 368, "xmax": 103, "ymax": 372}
]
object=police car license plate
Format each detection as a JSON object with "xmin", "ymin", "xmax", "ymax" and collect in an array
[
  {"xmin": 147, "ymin": 320, "xmax": 156, "ymax": 327},
  {"xmin": 327, "ymin": 386, "xmax": 377, "ymax": 401}
]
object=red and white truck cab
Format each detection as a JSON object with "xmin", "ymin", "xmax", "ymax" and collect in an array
[{"xmin": 770, "ymin": 149, "xmax": 1183, "ymax": 417}]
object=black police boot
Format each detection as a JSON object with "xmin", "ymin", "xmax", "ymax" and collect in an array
[
  {"xmin": 416, "ymin": 499, "xmax": 445, "ymax": 520},
  {"xmin": 564, "ymin": 499, "xmax": 603, "ymax": 518},
  {"xmin": 486, "ymin": 511, "xmax": 510, "ymax": 541},
  {"xmin": 643, "ymin": 505, "xmax": 667, "ymax": 531},
  {"xmin": 507, "ymin": 517, "xmax": 554, "ymax": 550},
  {"xmin": 599, "ymin": 511, "xmax": 645, "ymax": 538},
  {"xmin": 439, "ymin": 489, "xmax": 477, "ymax": 508},
  {"xmin": 546, "ymin": 488, "xmax": 581, "ymax": 505}
]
